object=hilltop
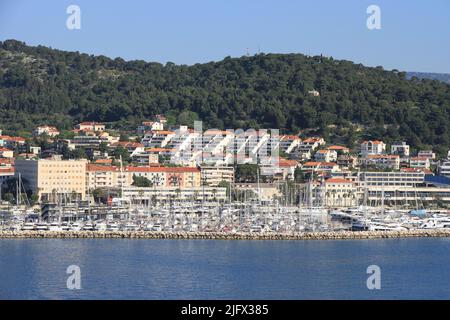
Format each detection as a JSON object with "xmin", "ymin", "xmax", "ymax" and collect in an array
[{"xmin": 1, "ymin": 39, "xmax": 449, "ymax": 155}]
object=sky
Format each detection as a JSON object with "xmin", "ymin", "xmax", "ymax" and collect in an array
[{"xmin": 0, "ymin": 0, "xmax": 449, "ymax": 73}]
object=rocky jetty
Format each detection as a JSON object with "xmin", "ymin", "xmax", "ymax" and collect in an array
[{"xmin": 1, "ymin": 229, "xmax": 450, "ymax": 240}]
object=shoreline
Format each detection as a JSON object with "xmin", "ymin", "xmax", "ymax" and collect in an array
[{"xmin": 1, "ymin": 229, "xmax": 450, "ymax": 240}]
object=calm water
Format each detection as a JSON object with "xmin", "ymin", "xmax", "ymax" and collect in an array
[{"xmin": 0, "ymin": 238, "xmax": 449, "ymax": 299}]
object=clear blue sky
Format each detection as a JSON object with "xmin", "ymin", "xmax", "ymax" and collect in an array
[{"xmin": 0, "ymin": 0, "xmax": 449, "ymax": 72}]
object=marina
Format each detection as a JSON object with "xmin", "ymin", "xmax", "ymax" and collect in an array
[{"xmin": 0, "ymin": 198, "xmax": 449, "ymax": 239}]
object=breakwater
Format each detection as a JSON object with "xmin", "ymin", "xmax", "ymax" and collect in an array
[{"xmin": 1, "ymin": 229, "xmax": 450, "ymax": 240}]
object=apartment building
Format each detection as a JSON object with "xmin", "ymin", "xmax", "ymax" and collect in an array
[
  {"xmin": 358, "ymin": 171, "xmax": 425, "ymax": 187},
  {"xmin": 320, "ymin": 178, "xmax": 357, "ymax": 207},
  {"xmin": 410, "ymin": 157, "xmax": 431, "ymax": 170},
  {"xmin": 142, "ymin": 130, "xmax": 175, "ymax": 148},
  {"xmin": 327, "ymin": 145, "xmax": 350, "ymax": 154},
  {"xmin": 418, "ymin": 150, "xmax": 436, "ymax": 160},
  {"xmin": 439, "ymin": 161, "xmax": 450, "ymax": 178},
  {"xmin": 75, "ymin": 122, "xmax": 106, "ymax": 132},
  {"xmin": 302, "ymin": 162, "xmax": 339, "ymax": 174},
  {"xmin": 314, "ymin": 149, "xmax": 337, "ymax": 162},
  {"xmin": 137, "ymin": 121, "xmax": 164, "ymax": 134},
  {"xmin": 360, "ymin": 140, "xmax": 386, "ymax": 156},
  {"xmin": 260, "ymin": 158, "xmax": 299, "ymax": 181},
  {"xmin": 33, "ymin": 125, "xmax": 60, "ymax": 137},
  {"xmin": 125, "ymin": 166, "xmax": 201, "ymax": 188},
  {"xmin": 337, "ymin": 155, "xmax": 358, "ymax": 169},
  {"xmin": 200, "ymin": 166, "xmax": 235, "ymax": 187},
  {"xmin": 361, "ymin": 154, "xmax": 400, "ymax": 170},
  {"xmin": 279, "ymin": 135, "xmax": 301, "ymax": 154},
  {"xmin": 122, "ymin": 186, "xmax": 227, "ymax": 203},
  {"xmin": 15, "ymin": 158, "xmax": 87, "ymax": 202},
  {"xmin": 391, "ymin": 142, "xmax": 410, "ymax": 156},
  {"xmin": 86, "ymin": 164, "xmax": 123, "ymax": 190}
]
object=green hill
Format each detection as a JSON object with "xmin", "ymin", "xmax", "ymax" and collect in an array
[{"xmin": 1, "ymin": 39, "xmax": 449, "ymax": 155}]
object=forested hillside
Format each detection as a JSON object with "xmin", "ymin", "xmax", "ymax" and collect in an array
[{"xmin": 1, "ymin": 39, "xmax": 449, "ymax": 154}]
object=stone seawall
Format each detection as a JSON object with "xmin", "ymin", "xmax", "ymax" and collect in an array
[{"xmin": 1, "ymin": 229, "xmax": 450, "ymax": 240}]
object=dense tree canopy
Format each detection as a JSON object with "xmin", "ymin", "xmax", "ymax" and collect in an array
[{"xmin": 1, "ymin": 39, "xmax": 449, "ymax": 155}]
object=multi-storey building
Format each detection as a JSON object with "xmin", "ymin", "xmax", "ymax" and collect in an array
[
  {"xmin": 141, "ymin": 130, "xmax": 175, "ymax": 148},
  {"xmin": 75, "ymin": 122, "xmax": 105, "ymax": 132},
  {"xmin": 15, "ymin": 158, "xmax": 87, "ymax": 202},
  {"xmin": 279, "ymin": 135, "xmax": 301, "ymax": 154},
  {"xmin": 136, "ymin": 121, "xmax": 164, "ymax": 134},
  {"xmin": 410, "ymin": 157, "xmax": 431, "ymax": 170},
  {"xmin": 314, "ymin": 149, "xmax": 337, "ymax": 162},
  {"xmin": 200, "ymin": 166, "xmax": 235, "ymax": 186},
  {"xmin": 438, "ymin": 161, "xmax": 450, "ymax": 178},
  {"xmin": 361, "ymin": 154, "xmax": 400, "ymax": 170},
  {"xmin": 33, "ymin": 125, "xmax": 60, "ymax": 137},
  {"xmin": 358, "ymin": 171, "xmax": 425, "ymax": 187},
  {"xmin": 418, "ymin": 150, "xmax": 436, "ymax": 160},
  {"xmin": 390, "ymin": 142, "xmax": 410, "ymax": 157},
  {"xmin": 360, "ymin": 140, "xmax": 386, "ymax": 156},
  {"xmin": 126, "ymin": 166, "xmax": 201, "ymax": 188},
  {"xmin": 320, "ymin": 178, "xmax": 357, "ymax": 207}
]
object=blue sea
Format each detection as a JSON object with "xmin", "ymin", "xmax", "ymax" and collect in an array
[{"xmin": 0, "ymin": 238, "xmax": 449, "ymax": 299}]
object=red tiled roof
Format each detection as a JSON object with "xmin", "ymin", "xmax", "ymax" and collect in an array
[
  {"xmin": 366, "ymin": 155, "xmax": 399, "ymax": 159},
  {"xmin": 325, "ymin": 178, "xmax": 353, "ymax": 184},
  {"xmin": 94, "ymin": 159, "xmax": 113, "ymax": 164},
  {"xmin": 278, "ymin": 158, "xmax": 298, "ymax": 167},
  {"xmin": 327, "ymin": 145, "xmax": 349, "ymax": 151},
  {"xmin": 362, "ymin": 140, "xmax": 384, "ymax": 145},
  {"xmin": 86, "ymin": 164, "xmax": 119, "ymax": 172}
]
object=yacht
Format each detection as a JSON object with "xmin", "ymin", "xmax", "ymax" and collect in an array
[
  {"xmin": 70, "ymin": 222, "xmax": 83, "ymax": 231},
  {"xmin": 106, "ymin": 222, "xmax": 120, "ymax": 231},
  {"xmin": 420, "ymin": 217, "xmax": 450, "ymax": 229},
  {"xmin": 35, "ymin": 222, "xmax": 49, "ymax": 231},
  {"xmin": 95, "ymin": 221, "xmax": 107, "ymax": 231},
  {"xmin": 151, "ymin": 224, "xmax": 163, "ymax": 232},
  {"xmin": 49, "ymin": 222, "xmax": 63, "ymax": 232},
  {"xmin": 21, "ymin": 222, "xmax": 36, "ymax": 231},
  {"xmin": 82, "ymin": 222, "xmax": 95, "ymax": 231}
]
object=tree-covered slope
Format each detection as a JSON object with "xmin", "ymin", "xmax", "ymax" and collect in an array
[{"xmin": 1, "ymin": 39, "xmax": 449, "ymax": 154}]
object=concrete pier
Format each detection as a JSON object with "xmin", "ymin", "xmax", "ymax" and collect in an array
[{"xmin": 0, "ymin": 229, "xmax": 449, "ymax": 240}]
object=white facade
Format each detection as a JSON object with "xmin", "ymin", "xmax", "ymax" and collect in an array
[
  {"xmin": 360, "ymin": 140, "xmax": 386, "ymax": 156},
  {"xmin": 391, "ymin": 142, "xmax": 410, "ymax": 156}
]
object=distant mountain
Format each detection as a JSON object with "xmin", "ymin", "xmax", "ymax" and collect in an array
[
  {"xmin": 407, "ymin": 72, "xmax": 450, "ymax": 84},
  {"xmin": 0, "ymin": 39, "xmax": 449, "ymax": 155}
]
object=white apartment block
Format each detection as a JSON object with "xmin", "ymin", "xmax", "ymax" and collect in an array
[
  {"xmin": 33, "ymin": 125, "xmax": 60, "ymax": 137},
  {"xmin": 123, "ymin": 186, "xmax": 226, "ymax": 203},
  {"xmin": 418, "ymin": 150, "xmax": 436, "ymax": 160},
  {"xmin": 439, "ymin": 161, "xmax": 450, "ymax": 178},
  {"xmin": 142, "ymin": 130, "xmax": 175, "ymax": 148},
  {"xmin": 361, "ymin": 155, "xmax": 400, "ymax": 170},
  {"xmin": 410, "ymin": 157, "xmax": 431, "ymax": 170},
  {"xmin": 358, "ymin": 171, "xmax": 425, "ymax": 187},
  {"xmin": 360, "ymin": 140, "xmax": 386, "ymax": 156},
  {"xmin": 391, "ymin": 142, "xmax": 410, "ymax": 156},
  {"xmin": 314, "ymin": 149, "xmax": 337, "ymax": 162}
]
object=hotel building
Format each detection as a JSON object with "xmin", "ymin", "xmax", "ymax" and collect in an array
[{"xmin": 15, "ymin": 158, "xmax": 87, "ymax": 202}]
